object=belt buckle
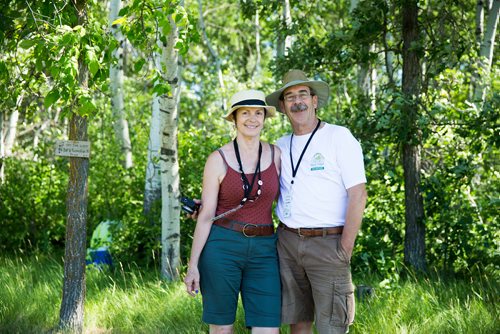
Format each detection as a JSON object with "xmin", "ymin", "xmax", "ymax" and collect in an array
[
  {"xmin": 297, "ymin": 227, "xmax": 304, "ymax": 237},
  {"xmin": 242, "ymin": 224, "xmax": 258, "ymax": 237}
]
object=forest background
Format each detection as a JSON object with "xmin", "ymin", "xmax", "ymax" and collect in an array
[{"xmin": 0, "ymin": 0, "xmax": 498, "ymax": 332}]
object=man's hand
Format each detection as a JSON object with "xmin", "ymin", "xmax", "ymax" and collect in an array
[{"xmin": 340, "ymin": 239, "xmax": 354, "ymax": 259}]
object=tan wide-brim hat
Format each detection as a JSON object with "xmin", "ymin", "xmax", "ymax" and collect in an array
[
  {"xmin": 266, "ymin": 69, "xmax": 330, "ymax": 113},
  {"xmin": 223, "ymin": 89, "xmax": 276, "ymax": 121}
]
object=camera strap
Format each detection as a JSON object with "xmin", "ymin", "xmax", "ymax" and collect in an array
[
  {"xmin": 211, "ymin": 139, "xmax": 263, "ymax": 222},
  {"xmin": 210, "ymin": 204, "xmax": 244, "ymax": 222}
]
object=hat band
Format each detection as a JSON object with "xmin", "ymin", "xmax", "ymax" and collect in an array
[{"xmin": 232, "ymin": 99, "xmax": 266, "ymax": 108}]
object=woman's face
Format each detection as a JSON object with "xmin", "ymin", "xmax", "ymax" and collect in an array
[{"xmin": 234, "ymin": 107, "xmax": 266, "ymax": 137}]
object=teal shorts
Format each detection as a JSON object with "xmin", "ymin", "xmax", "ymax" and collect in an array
[{"xmin": 198, "ymin": 224, "xmax": 281, "ymax": 327}]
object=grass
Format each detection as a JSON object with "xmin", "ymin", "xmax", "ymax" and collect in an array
[{"xmin": 0, "ymin": 255, "xmax": 498, "ymax": 333}]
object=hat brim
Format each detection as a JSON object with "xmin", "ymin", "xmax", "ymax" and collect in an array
[
  {"xmin": 223, "ymin": 105, "xmax": 276, "ymax": 121},
  {"xmin": 266, "ymin": 80, "xmax": 330, "ymax": 113}
]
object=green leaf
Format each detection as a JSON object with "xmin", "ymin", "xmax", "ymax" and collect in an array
[
  {"xmin": 118, "ymin": 6, "xmax": 129, "ymax": 16},
  {"xmin": 56, "ymin": 25, "xmax": 73, "ymax": 34},
  {"xmin": 112, "ymin": 16, "xmax": 127, "ymax": 27},
  {"xmin": 86, "ymin": 48, "xmax": 99, "ymax": 77},
  {"xmin": 72, "ymin": 25, "xmax": 86, "ymax": 38},
  {"xmin": 44, "ymin": 90, "xmax": 60, "ymax": 108},
  {"xmin": 152, "ymin": 83, "xmax": 170, "ymax": 96},
  {"xmin": 134, "ymin": 58, "xmax": 146, "ymax": 73},
  {"xmin": 19, "ymin": 39, "xmax": 36, "ymax": 49},
  {"xmin": 88, "ymin": 60, "xmax": 99, "ymax": 77},
  {"xmin": 78, "ymin": 96, "xmax": 97, "ymax": 116},
  {"xmin": 159, "ymin": 17, "xmax": 171, "ymax": 35},
  {"xmin": 0, "ymin": 62, "xmax": 8, "ymax": 79},
  {"xmin": 174, "ymin": 7, "xmax": 188, "ymax": 27}
]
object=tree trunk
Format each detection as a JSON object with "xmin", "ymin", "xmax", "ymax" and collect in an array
[
  {"xmin": 473, "ymin": 0, "xmax": 499, "ymax": 103},
  {"xmin": 351, "ymin": 0, "xmax": 377, "ymax": 111},
  {"xmin": 158, "ymin": 11, "xmax": 182, "ymax": 281},
  {"xmin": 476, "ymin": 0, "xmax": 485, "ymax": 49},
  {"xmin": 0, "ymin": 105, "xmax": 19, "ymax": 183},
  {"xmin": 382, "ymin": 3, "xmax": 395, "ymax": 86},
  {"xmin": 4, "ymin": 95, "xmax": 20, "ymax": 156},
  {"xmin": 58, "ymin": 2, "xmax": 89, "ymax": 333},
  {"xmin": 277, "ymin": 0, "xmax": 292, "ymax": 57},
  {"xmin": 109, "ymin": 0, "xmax": 133, "ymax": 169},
  {"xmin": 253, "ymin": 8, "xmax": 262, "ymax": 78},
  {"xmin": 143, "ymin": 51, "xmax": 163, "ymax": 222},
  {"xmin": 357, "ymin": 44, "xmax": 377, "ymax": 112},
  {"xmin": 198, "ymin": 0, "xmax": 226, "ymax": 111},
  {"xmin": 402, "ymin": 0, "xmax": 426, "ymax": 272}
]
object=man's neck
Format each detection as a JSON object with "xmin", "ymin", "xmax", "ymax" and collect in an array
[{"xmin": 293, "ymin": 118, "xmax": 320, "ymax": 136}]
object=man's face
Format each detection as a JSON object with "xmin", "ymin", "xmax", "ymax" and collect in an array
[{"xmin": 279, "ymin": 85, "xmax": 318, "ymax": 129}]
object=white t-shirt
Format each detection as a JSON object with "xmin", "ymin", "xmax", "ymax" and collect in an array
[{"xmin": 276, "ymin": 123, "xmax": 366, "ymax": 228}]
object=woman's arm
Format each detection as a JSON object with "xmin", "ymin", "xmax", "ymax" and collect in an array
[{"xmin": 184, "ymin": 151, "xmax": 225, "ymax": 296}]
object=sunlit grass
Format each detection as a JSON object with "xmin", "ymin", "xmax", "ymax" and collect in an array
[
  {"xmin": 0, "ymin": 254, "xmax": 498, "ymax": 333},
  {"xmin": 351, "ymin": 273, "xmax": 499, "ymax": 334}
]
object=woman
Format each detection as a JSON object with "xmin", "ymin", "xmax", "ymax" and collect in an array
[{"xmin": 184, "ymin": 90, "xmax": 281, "ymax": 334}]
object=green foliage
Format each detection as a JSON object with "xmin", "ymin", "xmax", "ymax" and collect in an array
[
  {"xmin": 0, "ymin": 157, "xmax": 67, "ymax": 252},
  {"xmin": 2, "ymin": 1, "xmax": 112, "ymax": 120}
]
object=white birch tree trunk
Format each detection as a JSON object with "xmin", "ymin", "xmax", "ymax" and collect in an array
[
  {"xmin": 109, "ymin": 0, "xmax": 133, "ymax": 169},
  {"xmin": 277, "ymin": 0, "xmax": 292, "ymax": 57},
  {"xmin": 198, "ymin": 0, "xmax": 226, "ymax": 111},
  {"xmin": 369, "ymin": 56, "xmax": 377, "ymax": 112},
  {"xmin": 143, "ymin": 50, "xmax": 163, "ymax": 221},
  {"xmin": 473, "ymin": 0, "xmax": 499, "ymax": 103},
  {"xmin": 351, "ymin": 0, "xmax": 377, "ymax": 112},
  {"xmin": 4, "ymin": 95, "xmax": 21, "ymax": 156},
  {"xmin": 384, "ymin": 31, "xmax": 395, "ymax": 85},
  {"xmin": 476, "ymin": 0, "xmax": 485, "ymax": 49},
  {"xmin": 471, "ymin": 0, "xmax": 485, "ymax": 99},
  {"xmin": 158, "ymin": 11, "xmax": 182, "ymax": 281},
  {"xmin": 253, "ymin": 8, "xmax": 262, "ymax": 78}
]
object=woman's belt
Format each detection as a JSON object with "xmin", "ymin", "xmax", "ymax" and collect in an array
[{"xmin": 213, "ymin": 218, "xmax": 274, "ymax": 237}]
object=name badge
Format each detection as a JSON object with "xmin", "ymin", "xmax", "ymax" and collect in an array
[{"xmin": 283, "ymin": 194, "xmax": 292, "ymax": 218}]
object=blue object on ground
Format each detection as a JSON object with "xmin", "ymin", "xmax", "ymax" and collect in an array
[{"xmin": 86, "ymin": 220, "xmax": 119, "ymax": 268}]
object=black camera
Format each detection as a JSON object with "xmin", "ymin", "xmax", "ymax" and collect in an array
[{"xmin": 181, "ymin": 196, "xmax": 200, "ymax": 214}]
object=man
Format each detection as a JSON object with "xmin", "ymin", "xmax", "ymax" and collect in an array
[{"xmin": 265, "ymin": 70, "xmax": 367, "ymax": 334}]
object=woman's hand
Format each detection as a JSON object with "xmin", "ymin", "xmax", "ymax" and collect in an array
[
  {"xmin": 186, "ymin": 199, "xmax": 202, "ymax": 220},
  {"xmin": 184, "ymin": 266, "xmax": 200, "ymax": 297}
]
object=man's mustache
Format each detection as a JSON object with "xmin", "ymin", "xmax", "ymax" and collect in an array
[{"xmin": 290, "ymin": 103, "xmax": 308, "ymax": 113}]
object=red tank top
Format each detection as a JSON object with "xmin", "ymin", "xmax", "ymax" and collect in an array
[{"xmin": 215, "ymin": 145, "xmax": 279, "ymax": 225}]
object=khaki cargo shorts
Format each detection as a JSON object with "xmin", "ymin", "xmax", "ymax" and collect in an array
[{"xmin": 277, "ymin": 225, "xmax": 355, "ymax": 334}]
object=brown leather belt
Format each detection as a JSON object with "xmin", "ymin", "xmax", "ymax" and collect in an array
[
  {"xmin": 279, "ymin": 222, "xmax": 343, "ymax": 237},
  {"xmin": 214, "ymin": 219, "xmax": 274, "ymax": 237}
]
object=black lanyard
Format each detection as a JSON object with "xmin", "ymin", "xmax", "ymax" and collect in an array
[
  {"xmin": 289, "ymin": 119, "xmax": 321, "ymax": 184},
  {"xmin": 233, "ymin": 139, "xmax": 262, "ymax": 203}
]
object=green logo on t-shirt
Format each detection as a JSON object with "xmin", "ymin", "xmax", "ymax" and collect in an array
[{"xmin": 310, "ymin": 153, "xmax": 325, "ymax": 171}]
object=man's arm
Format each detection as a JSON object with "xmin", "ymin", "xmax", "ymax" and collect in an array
[{"xmin": 341, "ymin": 183, "xmax": 367, "ymax": 258}]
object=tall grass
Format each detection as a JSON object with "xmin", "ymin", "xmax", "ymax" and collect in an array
[{"xmin": 0, "ymin": 254, "xmax": 498, "ymax": 333}]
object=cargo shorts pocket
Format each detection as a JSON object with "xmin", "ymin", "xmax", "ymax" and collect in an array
[
  {"xmin": 330, "ymin": 282, "xmax": 355, "ymax": 327},
  {"xmin": 336, "ymin": 240, "xmax": 350, "ymax": 265}
]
